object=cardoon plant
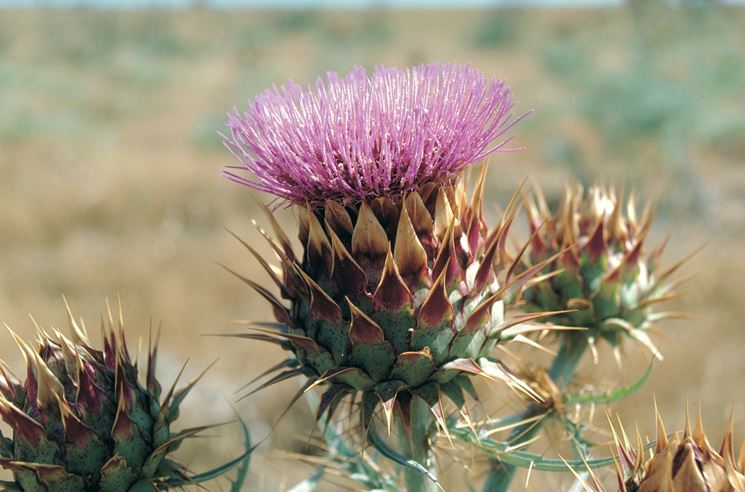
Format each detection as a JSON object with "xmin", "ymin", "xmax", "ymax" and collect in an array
[{"xmin": 221, "ymin": 62, "xmax": 546, "ymax": 489}]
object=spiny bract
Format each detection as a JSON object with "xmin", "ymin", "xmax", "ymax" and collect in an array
[
  {"xmin": 230, "ymin": 168, "xmax": 549, "ymax": 434},
  {"xmin": 522, "ymin": 184, "xmax": 685, "ymax": 361},
  {"xmin": 0, "ymin": 304, "xmax": 215, "ymax": 492},
  {"xmin": 597, "ymin": 408, "xmax": 745, "ymax": 492}
]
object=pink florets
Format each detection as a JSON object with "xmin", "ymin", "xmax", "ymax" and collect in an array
[{"xmin": 222, "ymin": 62, "xmax": 527, "ymax": 205}]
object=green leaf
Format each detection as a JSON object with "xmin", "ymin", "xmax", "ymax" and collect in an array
[
  {"xmin": 410, "ymin": 322, "xmax": 455, "ymax": 365},
  {"xmin": 563, "ymin": 363, "xmax": 653, "ymax": 406},
  {"xmin": 367, "ymin": 425, "xmax": 438, "ymax": 485}
]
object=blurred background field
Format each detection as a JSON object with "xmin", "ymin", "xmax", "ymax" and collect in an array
[{"xmin": 1, "ymin": 2, "xmax": 744, "ymax": 489}]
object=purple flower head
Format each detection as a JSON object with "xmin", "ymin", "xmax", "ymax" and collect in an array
[{"xmin": 222, "ymin": 62, "xmax": 528, "ymax": 206}]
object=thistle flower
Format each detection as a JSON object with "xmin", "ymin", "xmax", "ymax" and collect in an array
[
  {"xmin": 222, "ymin": 63, "xmax": 524, "ymax": 206},
  {"xmin": 0, "ymin": 303, "xmax": 235, "ymax": 492},
  {"xmin": 521, "ymin": 184, "xmax": 688, "ymax": 362},
  {"xmin": 588, "ymin": 407, "xmax": 745, "ymax": 492}
]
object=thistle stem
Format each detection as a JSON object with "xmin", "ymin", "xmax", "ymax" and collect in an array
[
  {"xmin": 484, "ymin": 333, "xmax": 588, "ymax": 492},
  {"xmin": 399, "ymin": 398, "xmax": 438, "ymax": 492}
]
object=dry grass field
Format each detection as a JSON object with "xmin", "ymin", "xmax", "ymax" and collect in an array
[{"xmin": 1, "ymin": 3, "xmax": 744, "ymax": 489}]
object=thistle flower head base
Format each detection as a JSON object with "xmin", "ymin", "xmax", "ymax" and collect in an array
[{"xmin": 228, "ymin": 168, "xmax": 550, "ymax": 441}]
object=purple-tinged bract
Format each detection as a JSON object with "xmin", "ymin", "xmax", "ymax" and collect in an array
[{"xmin": 222, "ymin": 63, "xmax": 524, "ymax": 205}]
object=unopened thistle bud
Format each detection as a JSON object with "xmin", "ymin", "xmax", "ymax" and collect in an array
[
  {"xmin": 522, "ymin": 184, "xmax": 686, "ymax": 361},
  {"xmin": 0, "ymin": 303, "xmax": 233, "ymax": 492}
]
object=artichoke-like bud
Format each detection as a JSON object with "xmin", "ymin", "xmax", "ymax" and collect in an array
[
  {"xmin": 599, "ymin": 408, "xmax": 745, "ymax": 492},
  {"xmin": 233, "ymin": 170, "xmax": 547, "ymax": 433},
  {"xmin": 0, "ymin": 304, "xmax": 225, "ymax": 492},
  {"xmin": 522, "ymin": 184, "xmax": 685, "ymax": 360}
]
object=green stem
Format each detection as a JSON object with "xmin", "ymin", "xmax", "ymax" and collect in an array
[
  {"xmin": 398, "ymin": 398, "xmax": 438, "ymax": 492},
  {"xmin": 484, "ymin": 334, "xmax": 588, "ymax": 492}
]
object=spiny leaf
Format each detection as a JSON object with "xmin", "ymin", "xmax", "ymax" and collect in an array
[
  {"xmin": 495, "ymin": 309, "xmax": 576, "ymax": 336},
  {"xmin": 352, "ymin": 202, "xmax": 388, "ymax": 258}
]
